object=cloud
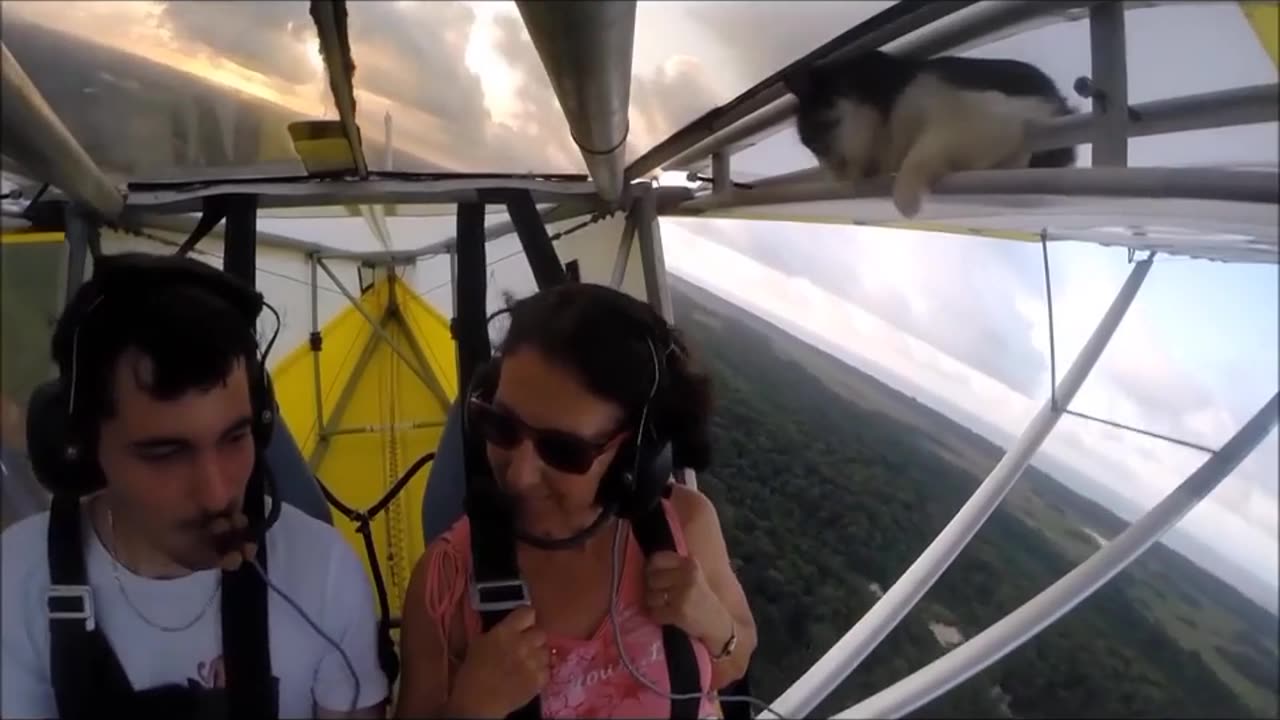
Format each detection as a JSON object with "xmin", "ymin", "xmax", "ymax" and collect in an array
[
  {"xmin": 156, "ymin": 1, "xmax": 320, "ymax": 85},
  {"xmin": 681, "ymin": 218, "xmax": 1050, "ymax": 396},
  {"xmin": 348, "ymin": 2, "xmax": 487, "ymax": 129},
  {"xmin": 628, "ymin": 56, "xmax": 723, "ymax": 159},
  {"xmin": 663, "ymin": 218, "xmax": 1279, "ymax": 589},
  {"xmin": 682, "ymin": 1, "xmax": 895, "ymax": 90}
]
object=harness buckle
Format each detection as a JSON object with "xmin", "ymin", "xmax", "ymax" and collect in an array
[
  {"xmin": 469, "ymin": 578, "xmax": 530, "ymax": 613},
  {"xmin": 47, "ymin": 585, "xmax": 96, "ymax": 631}
]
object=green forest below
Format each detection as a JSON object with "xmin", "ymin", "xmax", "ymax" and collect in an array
[{"xmin": 670, "ymin": 277, "xmax": 1279, "ymax": 719}]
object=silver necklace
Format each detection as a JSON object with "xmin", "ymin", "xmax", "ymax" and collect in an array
[{"xmin": 106, "ymin": 506, "xmax": 221, "ymax": 633}]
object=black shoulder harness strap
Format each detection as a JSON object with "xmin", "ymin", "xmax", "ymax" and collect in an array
[
  {"xmin": 46, "ymin": 494, "xmax": 277, "ymax": 719},
  {"xmin": 629, "ymin": 496, "xmax": 705, "ymax": 720},
  {"xmin": 47, "ymin": 494, "xmax": 133, "ymax": 718},
  {"xmin": 467, "ymin": 493, "xmax": 704, "ymax": 720},
  {"xmin": 221, "ymin": 486, "xmax": 277, "ymax": 717},
  {"xmin": 455, "ymin": 194, "xmax": 701, "ymax": 718}
]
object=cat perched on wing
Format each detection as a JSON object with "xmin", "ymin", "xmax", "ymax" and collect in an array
[{"xmin": 787, "ymin": 49, "xmax": 1077, "ymax": 218}]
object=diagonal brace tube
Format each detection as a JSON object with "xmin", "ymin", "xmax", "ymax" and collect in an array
[
  {"xmin": 316, "ymin": 258, "xmax": 434, "ymax": 389},
  {"xmin": 837, "ymin": 391, "xmax": 1279, "ymax": 719},
  {"xmin": 770, "ymin": 255, "xmax": 1155, "ymax": 718}
]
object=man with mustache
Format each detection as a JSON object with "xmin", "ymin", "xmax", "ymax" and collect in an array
[{"xmin": 1, "ymin": 253, "xmax": 388, "ymax": 718}]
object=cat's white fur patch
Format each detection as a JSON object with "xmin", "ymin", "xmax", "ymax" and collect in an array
[{"xmin": 825, "ymin": 73, "xmax": 1063, "ymax": 217}]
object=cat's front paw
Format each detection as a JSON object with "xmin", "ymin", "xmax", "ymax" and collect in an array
[{"xmin": 892, "ymin": 183, "xmax": 924, "ymax": 218}]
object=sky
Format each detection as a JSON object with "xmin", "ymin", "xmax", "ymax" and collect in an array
[
  {"xmin": 4, "ymin": 1, "xmax": 1276, "ymax": 596},
  {"xmin": 659, "ymin": 216, "xmax": 1280, "ymax": 598}
]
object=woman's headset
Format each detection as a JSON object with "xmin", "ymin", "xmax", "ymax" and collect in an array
[
  {"xmin": 462, "ymin": 293, "xmax": 680, "ymax": 547},
  {"xmin": 27, "ymin": 252, "xmax": 283, "ymax": 535}
]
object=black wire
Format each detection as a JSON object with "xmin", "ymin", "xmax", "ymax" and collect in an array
[
  {"xmin": 250, "ymin": 558, "xmax": 361, "ymax": 714},
  {"xmin": 1040, "ymin": 231, "xmax": 1059, "ymax": 411},
  {"xmin": 1039, "ymin": 237, "xmax": 1211, "ymax": 454}
]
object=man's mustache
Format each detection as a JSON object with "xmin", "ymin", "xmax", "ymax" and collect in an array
[{"xmin": 179, "ymin": 504, "xmax": 240, "ymax": 534}]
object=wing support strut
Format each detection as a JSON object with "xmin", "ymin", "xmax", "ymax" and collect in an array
[
  {"xmin": 0, "ymin": 43, "xmax": 123, "ymax": 220},
  {"xmin": 836, "ymin": 391, "xmax": 1279, "ymax": 718},
  {"xmin": 769, "ymin": 255, "xmax": 1156, "ymax": 718}
]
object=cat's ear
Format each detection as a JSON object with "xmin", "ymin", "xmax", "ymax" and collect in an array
[{"xmin": 784, "ymin": 69, "xmax": 817, "ymax": 101}]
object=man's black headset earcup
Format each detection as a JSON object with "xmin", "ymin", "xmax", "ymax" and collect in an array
[{"xmin": 26, "ymin": 380, "xmax": 103, "ymax": 496}]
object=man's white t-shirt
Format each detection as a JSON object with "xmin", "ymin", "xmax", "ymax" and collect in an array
[{"xmin": 1, "ymin": 500, "xmax": 390, "ymax": 718}]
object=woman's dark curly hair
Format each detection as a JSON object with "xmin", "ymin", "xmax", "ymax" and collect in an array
[{"xmin": 497, "ymin": 283, "xmax": 713, "ymax": 471}]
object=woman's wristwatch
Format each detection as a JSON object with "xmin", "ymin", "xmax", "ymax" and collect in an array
[{"xmin": 711, "ymin": 620, "xmax": 737, "ymax": 662}]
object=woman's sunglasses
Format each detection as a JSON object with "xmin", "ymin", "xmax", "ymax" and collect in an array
[{"xmin": 466, "ymin": 397, "xmax": 624, "ymax": 475}]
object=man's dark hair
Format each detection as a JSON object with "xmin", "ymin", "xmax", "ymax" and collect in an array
[
  {"xmin": 50, "ymin": 265, "xmax": 261, "ymax": 437},
  {"xmin": 498, "ymin": 283, "xmax": 714, "ymax": 471}
]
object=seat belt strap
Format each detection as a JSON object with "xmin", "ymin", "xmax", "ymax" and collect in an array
[
  {"xmin": 221, "ymin": 483, "xmax": 277, "ymax": 718},
  {"xmin": 630, "ymin": 498, "xmax": 704, "ymax": 720},
  {"xmin": 467, "ymin": 477, "xmax": 540, "ymax": 720},
  {"xmin": 48, "ymin": 494, "xmax": 135, "ymax": 719},
  {"xmin": 455, "ymin": 199, "xmax": 542, "ymax": 720}
]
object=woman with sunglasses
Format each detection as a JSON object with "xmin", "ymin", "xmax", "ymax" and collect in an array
[{"xmin": 395, "ymin": 283, "xmax": 756, "ymax": 719}]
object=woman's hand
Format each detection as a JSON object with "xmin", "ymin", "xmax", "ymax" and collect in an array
[
  {"xmin": 447, "ymin": 606, "xmax": 549, "ymax": 718},
  {"xmin": 644, "ymin": 551, "xmax": 733, "ymax": 648}
]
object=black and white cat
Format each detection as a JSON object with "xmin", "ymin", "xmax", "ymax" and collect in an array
[{"xmin": 787, "ymin": 50, "xmax": 1077, "ymax": 217}]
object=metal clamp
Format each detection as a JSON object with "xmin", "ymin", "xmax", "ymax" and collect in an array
[
  {"xmin": 47, "ymin": 585, "xmax": 95, "ymax": 631},
  {"xmin": 469, "ymin": 579, "xmax": 531, "ymax": 613}
]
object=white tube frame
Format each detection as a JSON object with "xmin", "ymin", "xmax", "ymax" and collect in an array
[
  {"xmin": 836, "ymin": 391, "xmax": 1279, "ymax": 719},
  {"xmin": 663, "ymin": 1, "xmax": 1096, "ymax": 174},
  {"xmin": 769, "ymin": 255, "xmax": 1155, "ymax": 719},
  {"xmin": 0, "ymin": 42, "xmax": 123, "ymax": 219},
  {"xmin": 675, "ymin": 166, "xmax": 1279, "ymax": 215},
  {"xmin": 633, "ymin": 184, "xmax": 675, "ymax": 323},
  {"xmin": 1089, "ymin": 2, "xmax": 1130, "ymax": 167},
  {"xmin": 743, "ymin": 83, "xmax": 1279, "ymax": 191}
]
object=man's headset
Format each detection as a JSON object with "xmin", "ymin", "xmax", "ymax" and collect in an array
[
  {"xmin": 27, "ymin": 252, "xmax": 283, "ymax": 552},
  {"xmin": 462, "ymin": 299, "xmax": 679, "ymax": 550}
]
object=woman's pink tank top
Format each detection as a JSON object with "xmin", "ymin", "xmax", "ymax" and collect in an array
[{"xmin": 423, "ymin": 499, "xmax": 719, "ymax": 718}]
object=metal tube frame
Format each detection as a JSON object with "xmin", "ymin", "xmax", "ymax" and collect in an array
[
  {"xmin": 675, "ymin": 166, "xmax": 1279, "ymax": 217},
  {"xmin": 326, "ymin": 419, "xmax": 446, "ymax": 438},
  {"xmin": 626, "ymin": 1, "xmax": 976, "ymax": 181},
  {"xmin": 1089, "ymin": 3, "xmax": 1130, "ymax": 167},
  {"xmin": 316, "ymin": 258, "xmax": 434, "ymax": 389},
  {"xmin": 630, "ymin": 183, "xmax": 698, "ymax": 490},
  {"xmin": 632, "ymin": 184, "xmax": 674, "ymax": 323},
  {"xmin": 769, "ymin": 255, "xmax": 1155, "ymax": 718},
  {"xmin": 743, "ymin": 83, "xmax": 1279, "ymax": 191},
  {"xmin": 394, "ymin": 300, "xmax": 454, "ymax": 409},
  {"xmin": 0, "ymin": 42, "xmax": 124, "ymax": 219},
  {"xmin": 659, "ymin": 1, "xmax": 1095, "ymax": 175},
  {"xmin": 310, "ymin": 255, "xmax": 327, "ymax": 442},
  {"xmin": 121, "ymin": 177, "xmax": 600, "ymax": 215},
  {"xmin": 310, "ymin": 0, "xmax": 369, "ymax": 179},
  {"xmin": 61, "ymin": 205, "xmax": 95, "ymax": 306},
  {"xmin": 712, "ymin": 152, "xmax": 732, "ymax": 196},
  {"xmin": 610, "ymin": 198, "xmax": 638, "ymax": 289},
  {"xmin": 516, "ymin": 1, "xmax": 636, "ymax": 202},
  {"xmin": 308, "ymin": 311, "xmax": 390, "ymax": 471},
  {"xmin": 836, "ymin": 391, "xmax": 1279, "ymax": 719}
]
